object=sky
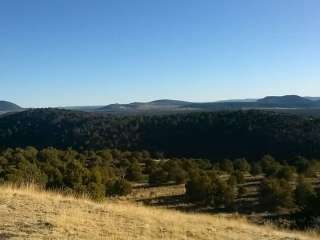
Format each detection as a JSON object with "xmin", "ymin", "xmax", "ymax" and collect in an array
[{"xmin": 1, "ymin": 0, "xmax": 320, "ymax": 107}]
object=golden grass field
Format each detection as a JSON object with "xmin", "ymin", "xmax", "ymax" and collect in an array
[{"xmin": 0, "ymin": 185, "xmax": 318, "ymax": 240}]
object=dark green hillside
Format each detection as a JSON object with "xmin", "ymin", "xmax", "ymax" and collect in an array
[{"xmin": 1, "ymin": 109, "xmax": 320, "ymax": 160}]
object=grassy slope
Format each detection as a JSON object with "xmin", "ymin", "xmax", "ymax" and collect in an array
[{"xmin": 0, "ymin": 185, "xmax": 317, "ymax": 240}]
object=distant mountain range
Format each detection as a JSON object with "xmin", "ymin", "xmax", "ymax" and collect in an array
[
  {"xmin": 2, "ymin": 95, "xmax": 320, "ymax": 114},
  {"xmin": 98, "ymin": 99, "xmax": 192, "ymax": 112},
  {"xmin": 305, "ymin": 97, "xmax": 320, "ymax": 101},
  {"xmin": 97, "ymin": 95, "xmax": 320, "ymax": 113}
]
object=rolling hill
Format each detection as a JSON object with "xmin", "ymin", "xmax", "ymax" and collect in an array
[
  {"xmin": 97, "ymin": 95, "xmax": 320, "ymax": 114},
  {"xmin": 99, "ymin": 99, "xmax": 192, "ymax": 113},
  {"xmin": 0, "ymin": 185, "xmax": 316, "ymax": 240},
  {"xmin": 257, "ymin": 95, "xmax": 319, "ymax": 108},
  {"xmin": 186, "ymin": 95, "xmax": 320, "ymax": 110},
  {"xmin": 0, "ymin": 100, "xmax": 22, "ymax": 111}
]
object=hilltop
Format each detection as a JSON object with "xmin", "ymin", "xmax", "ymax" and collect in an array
[
  {"xmin": 0, "ymin": 100, "xmax": 21, "ymax": 112},
  {"xmin": 0, "ymin": 185, "xmax": 317, "ymax": 240},
  {"xmin": 19, "ymin": 95, "xmax": 320, "ymax": 114},
  {"xmin": 99, "ymin": 99, "xmax": 191, "ymax": 113},
  {"xmin": 257, "ymin": 95, "xmax": 317, "ymax": 108},
  {"xmin": 96, "ymin": 95, "xmax": 320, "ymax": 114}
]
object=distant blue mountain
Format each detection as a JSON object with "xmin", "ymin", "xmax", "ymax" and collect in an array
[
  {"xmin": 305, "ymin": 97, "xmax": 320, "ymax": 101},
  {"xmin": 99, "ymin": 95, "xmax": 320, "ymax": 113},
  {"xmin": 99, "ymin": 99, "xmax": 191, "ymax": 112},
  {"xmin": 0, "ymin": 101, "xmax": 22, "ymax": 111},
  {"xmin": 257, "ymin": 95, "xmax": 316, "ymax": 108}
]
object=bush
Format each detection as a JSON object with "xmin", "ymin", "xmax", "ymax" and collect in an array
[
  {"xmin": 233, "ymin": 170, "xmax": 245, "ymax": 184},
  {"xmin": 259, "ymin": 178, "xmax": 295, "ymax": 212},
  {"xmin": 106, "ymin": 179, "xmax": 132, "ymax": 196},
  {"xmin": 234, "ymin": 158, "xmax": 251, "ymax": 172},
  {"xmin": 87, "ymin": 182, "xmax": 106, "ymax": 200},
  {"xmin": 293, "ymin": 156, "xmax": 310, "ymax": 174},
  {"xmin": 185, "ymin": 174, "xmax": 212, "ymax": 203},
  {"xmin": 299, "ymin": 160, "xmax": 320, "ymax": 177},
  {"xmin": 212, "ymin": 179, "xmax": 236, "ymax": 209},
  {"xmin": 261, "ymin": 155, "xmax": 281, "ymax": 176},
  {"xmin": 126, "ymin": 161, "xmax": 144, "ymax": 182},
  {"xmin": 6, "ymin": 159, "xmax": 48, "ymax": 186},
  {"xmin": 45, "ymin": 166, "xmax": 63, "ymax": 188},
  {"xmin": 167, "ymin": 164, "xmax": 188, "ymax": 184},
  {"xmin": 227, "ymin": 174, "xmax": 238, "ymax": 187},
  {"xmin": 148, "ymin": 168, "xmax": 168, "ymax": 186},
  {"xmin": 173, "ymin": 168, "xmax": 188, "ymax": 184},
  {"xmin": 144, "ymin": 159, "xmax": 158, "ymax": 175},
  {"xmin": 220, "ymin": 159, "xmax": 234, "ymax": 173},
  {"xmin": 64, "ymin": 160, "xmax": 90, "ymax": 191},
  {"xmin": 294, "ymin": 177, "xmax": 316, "ymax": 213},
  {"xmin": 251, "ymin": 163, "xmax": 262, "ymax": 176},
  {"xmin": 186, "ymin": 172, "xmax": 236, "ymax": 209},
  {"xmin": 227, "ymin": 170, "xmax": 245, "ymax": 186},
  {"xmin": 276, "ymin": 166, "xmax": 296, "ymax": 181}
]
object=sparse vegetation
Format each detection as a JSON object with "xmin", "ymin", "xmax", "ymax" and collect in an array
[
  {"xmin": 0, "ymin": 184, "xmax": 317, "ymax": 240},
  {"xmin": 0, "ymin": 146, "xmax": 319, "ymax": 227}
]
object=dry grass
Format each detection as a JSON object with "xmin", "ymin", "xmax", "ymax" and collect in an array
[
  {"xmin": 127, "ymin": 184, "xmax": 186, "ymax": 201},
  {"xmin": 0, "ymin": 184, "xmax": 318, "ymax": 240}
]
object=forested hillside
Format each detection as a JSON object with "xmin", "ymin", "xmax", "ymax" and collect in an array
[{"xmin": 1, "ymin": 109, "xmax": 320, "ymax": 160}]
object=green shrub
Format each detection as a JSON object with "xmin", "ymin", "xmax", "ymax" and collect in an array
[
  {"xmin": 234, "ymin": 158, "xmax": 251, "ymax": 172},
  {"xmin": 186, "ymin": 172, "xmax": 236, "ymax": 209},
  {"xmin": 259, "ymin": 178, "xmax": 295, "ymax": 212},
  {"xmin": 261, "ymin": 155, "xmax": 281, "ymax": 176},
  {"xmin": 6, "ymin": 159, "xmax": 48, "ymax": 186},
  {"xmin": 294, "ymin": 177, "xmax": 316, "ymax": 212},
  {"xmin": 276, "ymin": 166, "xmax": 296, "ymax": 181},
  {"xmin": 220, "ymin": 159, "xmax": 234, "ymax": 173},
  {"xmin": 251, "ymin": 163, "xmax": 262, "ymax": 176},
  {"xmin": 106, "ymin": 179, "xmax": 132, "ymax": 196},
  {"xmin": 185, "ymin": 174, "xmax": 212, "ymax": 203},
  {"xmin": 45, "ymin": 166, "xmax": 63, "ymax": 188},
  {"xmin": 144, "ymin": 159, "xmax": 158, "ymax": 175},
  {"xmin": 126, "ymin": 161, "xmax": 143, "ymax": 182},
  {"xmin": 227, "ymin": 174, "xmax": 238, "ymax": 187},
  {"xmin": 148, "ymin": 168, "xmax": 168, "ymax": 186},
  {"xmin": 64, "ymin": 160, "xmax": 90, "ymax": 191},
  {"xmin": 293, "ymin": 156, "xmax": 310, "ymax": 174},
  {"xmin": 87, "ymin": 182, "xmax": 106, "ymax": 200},
  {"xmin": 168, "ymin": 165, "xmax": 188, "ymax": 184},
  {"xmin": 233, "ymin": 170, "xmax": 245, "ymax": 184},
  {"xmin": 211, "ymin": 179, "xmax": 236, "ymax": 209}
]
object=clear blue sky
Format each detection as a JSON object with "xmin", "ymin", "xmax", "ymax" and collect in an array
[{"xmin": 1, "ymin": 0, "xmax": 320, "ymax": 107}]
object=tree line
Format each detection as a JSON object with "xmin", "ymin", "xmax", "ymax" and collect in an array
[{"xmin": 1, "ymin": 109, "xmax": 320, "ymax": 160}]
